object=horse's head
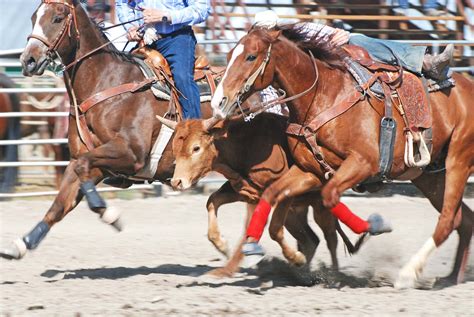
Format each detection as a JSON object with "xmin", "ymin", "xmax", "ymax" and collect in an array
[
  {"xmin": 21, "ymin": 0, "xmax": 80, "ymax": 76},
  {"xmin": 211, "ymin": 27, "xmax": 281, "ymax": 119}
]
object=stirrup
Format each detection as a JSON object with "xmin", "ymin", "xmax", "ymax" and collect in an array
[{"xmin": 404, "ymin": 131, "xmax": 431, "ymax": 168}]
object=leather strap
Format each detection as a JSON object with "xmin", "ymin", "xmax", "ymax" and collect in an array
[
  {"xmin": 79, "ymin": 78, "xmax": 155, "ymax": 113},
  {"xmin": 205, "ymin": 71, "xmax": 217, "ymax": 96}
]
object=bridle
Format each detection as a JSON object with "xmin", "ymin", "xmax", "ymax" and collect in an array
[
  {"xmin": 27, "ymin": 0, "xmax": 80, "ymax": 71},
  {"xmin": 26, "ymin": 0, "xmax": 138, "ymax": 73},
  {"xmin": 232, "ymin": 40, "xmax": 319, "ymax": 122}
]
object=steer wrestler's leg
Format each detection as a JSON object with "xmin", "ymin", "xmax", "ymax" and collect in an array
[{"xmin": 0, "ymin": 160, "xmax": 104, "ymax": 259}]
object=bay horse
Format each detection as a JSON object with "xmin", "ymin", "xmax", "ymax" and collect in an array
[
  {"xmin": 210, "ymin": 25, "xmax": 473, "ymax": 288},
  {"xmin": 0, "ymin": 0, "xmax": 219, "ymax": 260}
]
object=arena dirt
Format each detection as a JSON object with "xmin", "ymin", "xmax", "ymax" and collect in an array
[{"xmin": 1, "ymin": 195, "xmax": 473, "ymax": 316}]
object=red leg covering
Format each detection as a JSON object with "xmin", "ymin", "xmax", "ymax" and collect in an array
[
  {"xmin": 331, "ymin": 202, "xmax": 369, "ymax": 234},
  {"xmin": 246, "ymin": 199, "xmax": 271, "ymax": 241}
]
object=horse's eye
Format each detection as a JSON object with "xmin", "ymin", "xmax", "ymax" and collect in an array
[
  {"xmin": 246, "ymin": 55, "xmax": 257, "ymax": 62},
  {"xmin": 52, "ymin": 15, "xmax": 64, "ymax": 23},
  {"xmin": 192, "ymin": 145, "xmax": 201, "ymax": 153}
]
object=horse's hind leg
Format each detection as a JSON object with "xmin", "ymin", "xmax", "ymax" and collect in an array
[
  {"xmin": 269, "ymin": 199, "xmax": 307, "ymax": 267},
  {"xmin": 312, "ymin": 202, "xmax": 339, "ymax": 271},
  {"xmin": 396, "ymin": 139, "xmax": 473, "ymax": 288},
  {"xmin": 402, "ymin": 170, "xmax": 473, "ymax": 288},
  {"xmin": 0, "ymin": 160, "xmax": 104, "ymax": 260},
  {"xmin": 74, "ymin": 137, "xmax": 147, "ymax": 215},
  {"xmin": 284, "ymin": 204, "xmax": 321, "ymax": 265}
]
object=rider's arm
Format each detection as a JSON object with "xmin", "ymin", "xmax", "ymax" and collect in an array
[
  {"xmin": 115, "ymin": 0, "xmax": 142, "ymax": 30},
  {"xmin": 299, "ymin": 22, "xmax": 350, "ymax": 46},
  {"xmin": 168, "ymin": 0, "xmax": 211, "ymax": 25}
]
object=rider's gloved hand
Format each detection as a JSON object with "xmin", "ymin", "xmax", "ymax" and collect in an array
[
  {"xmin": 330, "ymin": 28, "xmax": 350, "ymax": 47},
  {"xmin": 127, "ymin": 25, "xmax": 142, "ymax": 42}
]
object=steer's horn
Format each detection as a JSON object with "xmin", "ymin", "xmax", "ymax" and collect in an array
[
  {"xmin": 203, "ymin": 117, "xmax": 220, "ymax": 131},
  {"xmin": 156, "ymin": 115, "xmax": 177, "ymax": 130}
]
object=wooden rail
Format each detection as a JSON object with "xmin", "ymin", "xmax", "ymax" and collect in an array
[{"xmin": 221, "ymin": 13, "xmax": 465, "ymax": 22}]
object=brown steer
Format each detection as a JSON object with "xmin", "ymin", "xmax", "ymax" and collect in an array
[{"xmin": 158, "ymin": 113, "xmax": 361, "ymax": 277}]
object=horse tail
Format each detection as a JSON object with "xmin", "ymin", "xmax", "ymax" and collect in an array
[
  {"xmin": 336, "ymin": 220, "xmax": 368, "ymax": 255},
  {"xmin": 0, "ymin": 73, "xmax": 20, "ymax": 194}
]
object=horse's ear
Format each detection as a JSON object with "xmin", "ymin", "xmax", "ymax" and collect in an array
[{"xmin": 267, "ymin": 29, "xmax": 282, "ymax": 42}]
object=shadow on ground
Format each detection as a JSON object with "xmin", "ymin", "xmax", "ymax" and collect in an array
[{"xmin": 40, "ymin": 257, "xmax": 473, "ymax": 291}]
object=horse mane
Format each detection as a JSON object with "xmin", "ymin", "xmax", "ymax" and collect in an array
[
  {"xmin": 277, "ymin": 23, "xmax": 347, "ymax": 70},
  {"xmin": 91, "ymin": 20, "xmax": 140, "ymax": 66}
]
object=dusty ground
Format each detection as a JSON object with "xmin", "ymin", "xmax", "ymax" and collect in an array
[{"xmin": 0, "ymin": 195, "xmax": 473, "ymax": 316}]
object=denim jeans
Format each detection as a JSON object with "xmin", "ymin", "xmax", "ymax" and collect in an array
[
  {"xmin": 398, "ymin": 0, "xmax": 438, "ymax": 10},
  {"xmin": 155, "ymin": 27, "xmax": 201, "ymax": 119},
  {"xmin": 349, "ymin": 34, "xmax": 427, "ymax": 74}
]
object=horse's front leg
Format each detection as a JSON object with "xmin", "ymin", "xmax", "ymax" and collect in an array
[
  {"xmin": 321, "ymin": 152, "xmax": 378, "ymax": 208},
  {"xmin": 0, "ymin": 160, "xmax": 103, "ymax": 260},
  {"xmin": 74, "ymin": 137, "xmax": 147, "ymax": 224}
]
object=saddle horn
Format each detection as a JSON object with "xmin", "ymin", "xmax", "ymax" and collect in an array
[{"xmin": 156, "ymin": 115, "xmax": 177, "ymax": 130}]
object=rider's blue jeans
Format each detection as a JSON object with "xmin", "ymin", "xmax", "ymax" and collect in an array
[
  {"xmin": 349, "ymin": 34, "xmax": 427, "ymax": 74},
  {"xmin": 155, "ymin": 27, "xmax": 201, "ymax": 119}
]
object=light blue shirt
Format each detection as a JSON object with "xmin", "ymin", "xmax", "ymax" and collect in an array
[{"xmin": 115, "ymin": 0, "xmax": 211, "ymax": 34}]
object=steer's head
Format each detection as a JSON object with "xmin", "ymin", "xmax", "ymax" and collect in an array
[{"xmin": 157, "ymin": 116, "xmax": 223, "ymax": 191}]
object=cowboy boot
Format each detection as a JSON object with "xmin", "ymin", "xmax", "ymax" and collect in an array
[{"xmin": 422, "ymin": 44, "xmax": 454, "ymax": 80}]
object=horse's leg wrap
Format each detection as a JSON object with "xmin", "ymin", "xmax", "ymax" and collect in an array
[
  {"xmin": 80, "ymin": 180, "xmax": 107, "ymax": 211},
  {"xmin": 330, "ymin": 202, "xmax": 369, "ymax": 234},
  {"xmin": 246, "ymin": 199, "xmax": 271, "ymax": 241},
  {"xmin": 23, "ymin": 221, "xmax": 50, "ymax": 250}
]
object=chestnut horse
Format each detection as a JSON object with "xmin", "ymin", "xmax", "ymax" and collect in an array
[
  {"xmin": 0, "ymin": 0, "xmax": 218, "ymax": 260},
  {"xmin": 210, "ymin": 25, "xmax": 473, "ymax": 288}
]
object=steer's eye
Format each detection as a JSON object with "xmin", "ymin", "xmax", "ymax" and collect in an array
[
  {"xmin": 192, "ymin": 145, "xmax": 200, "ymax": 153},
  {"xmin": 246, "ymin": 55, "xmax": 257, "ymax": 62},
  {"xmin": 52, "ymin": 15, "xmax": 64, "ymax": 23}
]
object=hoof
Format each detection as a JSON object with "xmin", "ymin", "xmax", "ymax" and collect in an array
[
  {"xmin": 0, "ymin": 238, "xmax": 27, "ymax": 260},
  {"xmin": 241, "ymin": 254, "xmax": 265, "ymax": 269},
  {"xmin": 290, "ymin": 251, "xmax": 307, "ymax": 267},
  {"xmin": 395, "ymin": 266, "xmax": 418, "ymax": 289},
  {"xmin": 433, "ymin": 276, "xmax": 457, "ymax": 290},
  {"xmin": 111, "ymin": 218, "xmax": 124, "ymax": 232},
  {"xmin": 101, "ymin": 207, "xmax": 123, "ymax": 231},
  {"xmin": 206, "ymin": 267, "xmax": 235, "ymax": 279}
]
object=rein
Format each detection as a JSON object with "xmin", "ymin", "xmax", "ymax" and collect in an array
[
  {"xmin": 29, "ymin": 0, "xmax": 141, "ymax": 73},
  {"xmin": 236, "ymin": 48, "xmax": 319, "ymax": 122},
  {"xmin": 28, "ymin": 0, "xmax": 153, "ymax": 151}
]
